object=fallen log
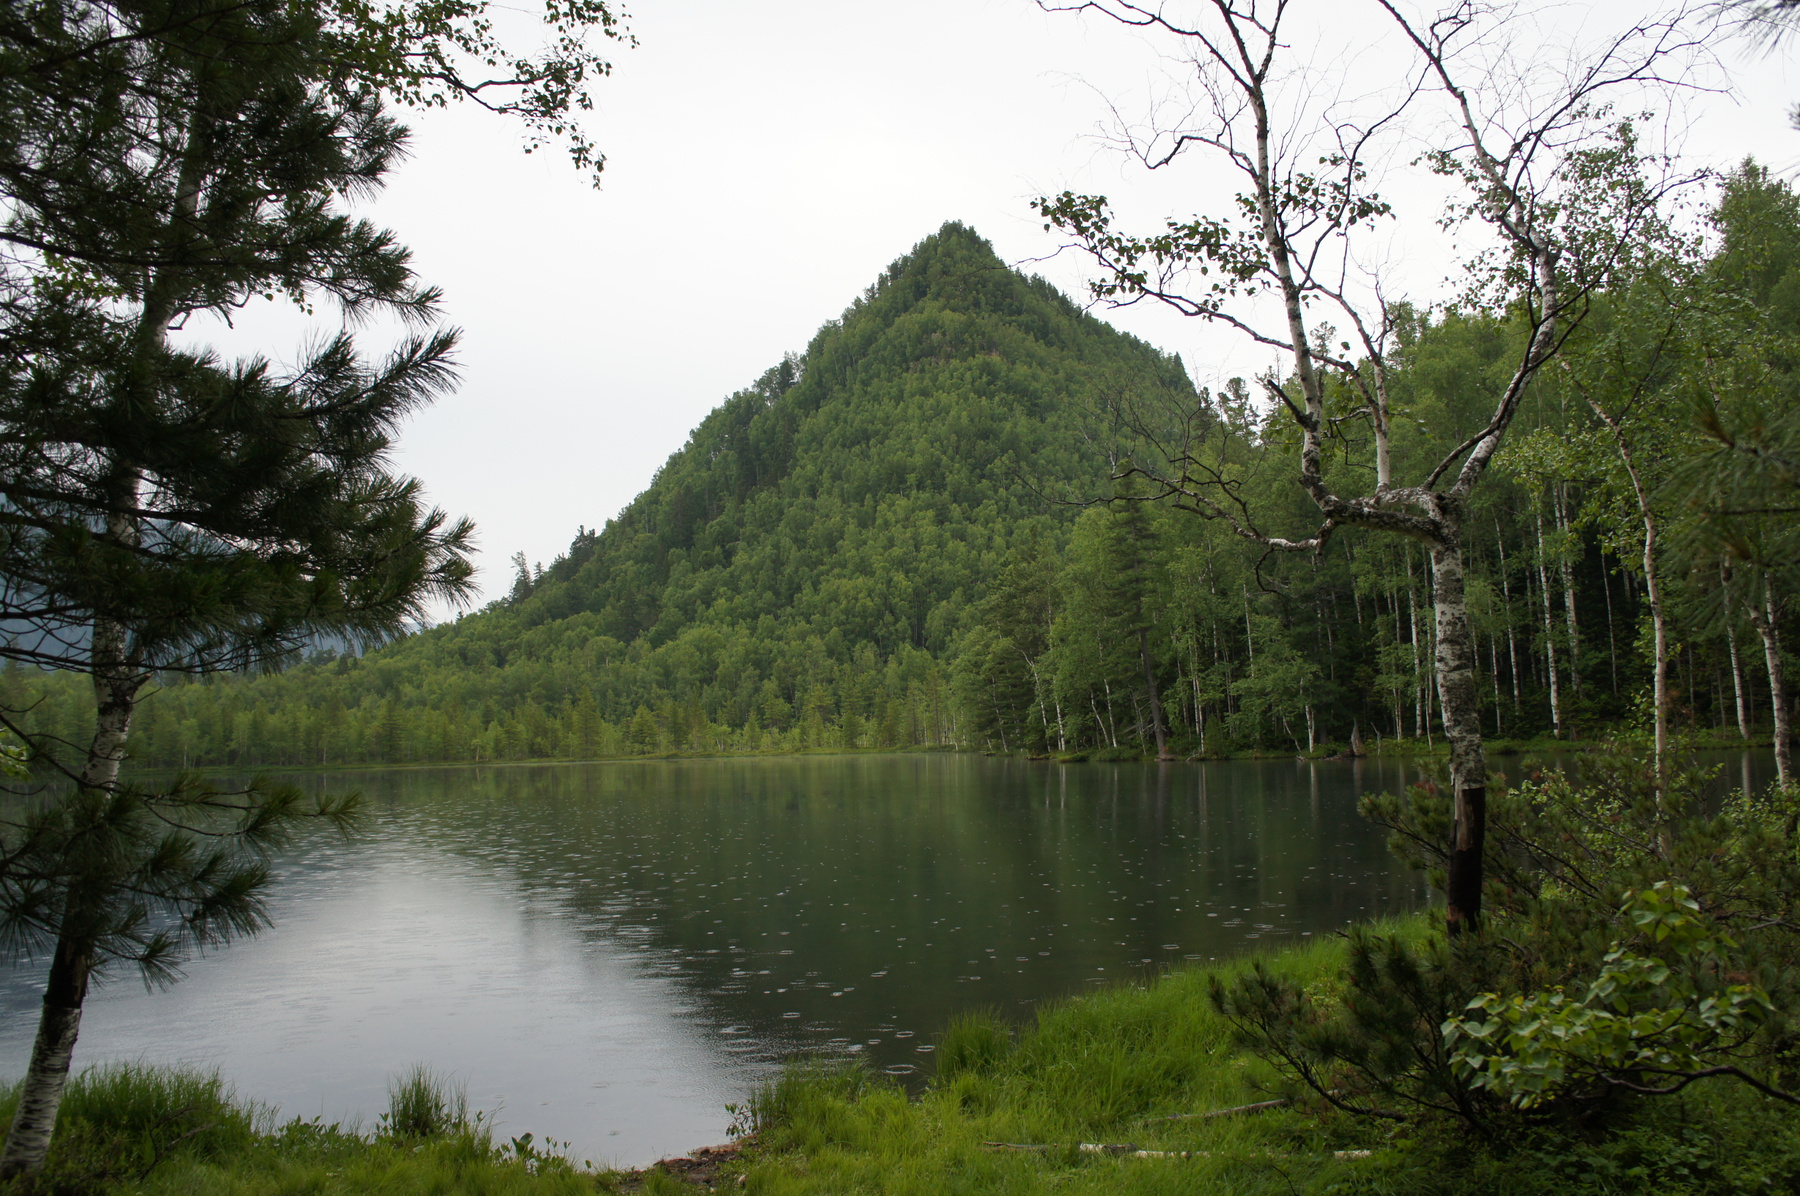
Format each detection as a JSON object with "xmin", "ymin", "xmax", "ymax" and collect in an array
[
  {"xmin": 980, "ymin": 1142, "xmax": 1372, "ymax": 1161},
  {"xmin": 1148, "ymin": 1097, "xmax": 1292, "ymax": 1122}
]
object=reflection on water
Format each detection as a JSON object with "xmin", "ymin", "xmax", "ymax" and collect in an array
[{"xmin": 0, "ymin": 750, "xmax": 1772, "ymax": 1165}]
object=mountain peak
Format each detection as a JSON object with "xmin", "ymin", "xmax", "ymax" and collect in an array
[{"xmin": 116, "ymin": 226, "xmax": 1196, "ymax": 767}]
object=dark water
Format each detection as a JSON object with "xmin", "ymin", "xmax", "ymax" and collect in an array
[{"xmin": 0, "ymin": 751, "xmax": 1774, "ymax": 1165}]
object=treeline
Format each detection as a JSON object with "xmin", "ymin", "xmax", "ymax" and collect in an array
[
  {"xmin": 0, "ymin": 645, "xmax": 963, "ymax": 767},
  {"xmin": 7, "ymin": 175, "xmax": 1799, "ymax": 769},
  {"xmin": 961, "ymin": 162, "xmax": 1800, "ymax": 759},
  {"xmin": 960, "ymin": 477, "xmax": 1724, "ymax": 758}
]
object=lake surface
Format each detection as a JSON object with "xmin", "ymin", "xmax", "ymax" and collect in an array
[{"xmin": 0, "ymin": 750, "xmax": 1775, "ymax": 1166}]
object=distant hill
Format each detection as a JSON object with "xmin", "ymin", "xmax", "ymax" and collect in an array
[{"xmin": 78, "ymin": 222, "xmax": 1197, "ymax": 766}]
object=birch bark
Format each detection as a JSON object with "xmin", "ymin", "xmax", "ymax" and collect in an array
[
  {"xmin": 1535, "ymin": 506, "xmax": 1563, "ymax": 738},
  {"xmin": 1727, "ymin": 617, "xmax": 1751, "ymax": 742},
  {"xmin": 1433, "ymin": 537, "xmax": 1487, "ymax": 933},
  {"xmin": 1746, "ymin": 582, "xmax": 1792, "ymax": 789}
]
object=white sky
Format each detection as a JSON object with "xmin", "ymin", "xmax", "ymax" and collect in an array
[{"xmin": 187, "ymin": 0, "xmax": 1800, "ymax": 609}]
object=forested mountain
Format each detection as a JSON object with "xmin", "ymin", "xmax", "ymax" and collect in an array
[
  {"xmin": 8, "ymin": 181, "xmax": 1797, "ymax": 770},
  {"xmin": 13, "ymin": 223, "xmax": 1196, "ymax": 764}
]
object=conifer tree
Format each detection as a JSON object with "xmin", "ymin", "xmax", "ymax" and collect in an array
[
  {"xmin": 1102, "ymin": 480, "xmax": 1170, "ymax": 758},
  {"xmin": 0, "ymin": 0, "xmax": 494, "ymax": 1174}
]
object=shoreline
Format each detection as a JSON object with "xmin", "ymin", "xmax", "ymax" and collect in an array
[
  {"xmin": 119, "ymin": 731, "xmax": 1781, "ymax": 781},
  {"xmin": 12, "ymin": 899, "xmax": 1797, "ymax": 1193},
  {"xmin": 0, "ymin": 928, "xmax": 1386, "ymax": 1193}
]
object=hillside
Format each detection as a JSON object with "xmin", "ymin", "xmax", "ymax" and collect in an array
[
  {"xmin": 8, "ymin": 182, "xmax": 1793, "ymax": 767},
  {"xmin": 91, "ymin": 223, "xmax": 1197, "ymax": 765}
]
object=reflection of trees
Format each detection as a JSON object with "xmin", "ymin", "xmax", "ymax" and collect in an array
[{"xmin": 319, "ymin": 758, "xmax": 1419, "ymax": 1045}]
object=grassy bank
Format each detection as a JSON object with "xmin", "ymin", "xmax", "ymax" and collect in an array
[
  {"xmin": 9, "ymin": 922, "xmax": 1799, "ymax": 1194},
  {"xmin": 741, "ymin": 927, "xmax": 1387, "ymax": 1195},
  {"xmin": 0, "ymin": 1063, "xmax": 623, "ymax": 1195},
  {"xmin": 738, "ymin": 918, "xmax": 1800, "ymax": 1195}
]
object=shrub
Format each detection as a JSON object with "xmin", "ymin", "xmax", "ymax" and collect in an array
[{"xmin": 1211, "ymin": 749, "xmax": 1800, "ymax": 1132}]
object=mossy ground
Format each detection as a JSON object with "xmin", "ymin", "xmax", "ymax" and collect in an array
[{"xmin": 7, "ymin": 925, "xmax": 1798, "ymax": 1193}]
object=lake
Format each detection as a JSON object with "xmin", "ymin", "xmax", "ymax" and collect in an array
[{"xmin": 0, "ymin": 750, "xmax": 1776, "ymax": 1166}]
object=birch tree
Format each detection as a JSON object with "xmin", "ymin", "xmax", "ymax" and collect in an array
[{"xmin": 1035, "ymin": 0, "xmax": 1714, "ymax": 932}]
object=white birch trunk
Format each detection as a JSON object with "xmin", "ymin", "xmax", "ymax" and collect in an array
[
  {"xmin": 1747, "ymin": 582, "xmax": 1792, "ymax": 789},
  {"xmin": 1584, "ymin": 396, "xmax": 1665, "ymax": 783},
  {"xmin": 1495, "ymin": 522, "xmax": 1523, "ymax": 715},
  {"xmin": 1534, "ymin": 506, "xmax": 1563, "ymax": 737},
  {"xmin": 1555, "ymin": 485, "xmax": 1581, "ymax": 697},
  {"xmin": 1726, "ymin": 617, "xmax": 1751, "ymax": 742},
  {"xmin": 1489, "ymin": 635, "xmax": 1503, "ymax": 735},
  {"xmin": 1433, "ymin": 540, "xmax": 1489, "ymax": 935},
  {"xmin": 0, "ymin": 944, "xmax": 87, "ymax": 1179}
]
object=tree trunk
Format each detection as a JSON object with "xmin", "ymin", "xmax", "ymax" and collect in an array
[
  {"xmin": 1535, "ymin": 506, "xmax": 1563, "ymax": 738},
  {"xmin": 1586, "ymin": 397, "xmax": 1665, "ymax": 783},
  {"xmin": 1747, "ymin": 582, "xmax": 1792, "ymax": 788},
  {"xmin": 1555, "ymin": 485, "xmax": 1581, "ymax": 698},
  {"xmin": 1389, "ymin": 588, "xmax": 1405, "ymax": 738},
  {"xmin": 0, "ymin": 98, "xmax": 210, "ymax": 1172},
  {"xmin": 1433, "ymin": 540, "xmax": 1487, "ymax": 936},
  {"xmin": 1489, "ymin": 634, "xmax": 1503, "ymax": 735},
  {"xmin": 1495, "ymin": 521, "xmax": 1522, "ymax": 715},
  {"xmin": 1644, "ymin": 549, "xmax": 1669, "ymax": 789},
  {"xmin": 1139, "ymin": 628, "xmax": 1169, "ymax": 758},
  {"xmin": 1726, "ymin": 605, "xmax": 1751, "ymax": 742},
  {"xmin": 0, "ymin": 488, "xmax": 149, "ymax": 1173},
  {"xmin": 0, "ymin": 938, "xmax": 92, "ymax": 1178},
  {"xmin": 1407, "ymin": 556, "xmax": 1424, "ymax": 738}
]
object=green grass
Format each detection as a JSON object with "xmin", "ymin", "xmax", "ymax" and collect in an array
[
  {"xmin": 740, "ymin": 927, "xmax": 1398, "ymax": 1195},
  {"xmin": 0, "ymin": 1062, "xmax": 622, "ymax": 1195},
  {"xmin": 737, "ymin": 919, "xmax": 1800, "ymax": 1195}
]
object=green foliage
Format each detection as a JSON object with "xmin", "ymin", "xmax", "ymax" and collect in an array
[
  {"xmin": 1216, "ymin": 751, "xmax": 1800, "ymax": 1136},
  {"xmin": 0, "ymin": 733, "xmax": 27, "ymax": 780},
  {"xmin": 318, "ymin": 0, "xmax": 634, "ymax": 181},
  {"xmin": 28, "ymin": 224, "xmax": 1196, "ymax": 766},
  {"xmin": 0, "ymin": 0, "xmax": 479, "ymax": 683},
  {"xmin": 0, "ymin": 775, "xmax": 359, "ymax": 988},
  {"xmin": 1445, "ymin": 884, "xmax": 1775, "ymax": 1108},
  {"xmin": 13, "ymin": 169, "xmax": 1800, "ymax": 770},
  {"xmin": 733, "ymin": 917, "xmax": 1800, "ymax": 1194}
]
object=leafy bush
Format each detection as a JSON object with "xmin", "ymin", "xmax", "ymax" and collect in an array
[
  {"xmin": 1210, "ymin": 750, "xmax": 1800, "ymax": 1131},
  {"xmin": 1445, "ymin": 884, "xmax": 1779, "ymax": 1108}
]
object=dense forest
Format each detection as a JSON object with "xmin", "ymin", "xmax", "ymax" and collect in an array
[{"xmin": 6, "ymin": 188, "xmax": 1796, "ymax": 769}]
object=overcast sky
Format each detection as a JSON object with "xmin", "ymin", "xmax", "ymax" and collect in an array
[{"xmin": 188, "ymin": 0, "xmax": 1800, "ymax": 609}]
